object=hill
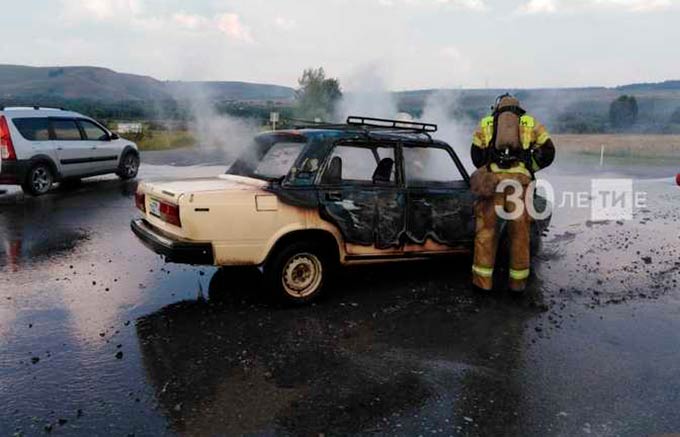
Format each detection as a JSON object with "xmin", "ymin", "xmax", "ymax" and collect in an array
[
  {"xmin": 169, "ymin": 81, "xmax": 295, "ymax": 101},
  {"xmin": 0, "ymin": 65, "xmax": 169, "ymax": 101},
  {"xmin": 0, "ymin": 65, "xmax": 296, "ymax": 103}
]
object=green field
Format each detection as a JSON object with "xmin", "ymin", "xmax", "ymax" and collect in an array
[{"xmin": 134, "ymin": 130, "xmax": 197, "ymax": 151}]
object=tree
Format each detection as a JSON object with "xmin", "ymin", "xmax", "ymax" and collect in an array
[
  {"xmin": 295, "ymin": 67, "xmax": 342, "ymax": 121},
  {"xmin": 609, "ymin": 95, "xmax": 638, "ymax": 129}
]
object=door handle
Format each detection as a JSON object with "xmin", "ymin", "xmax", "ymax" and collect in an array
[
  {"xmin": 91, "ymin": 147, "xmax": 97, "ymax": 150},
  {"xmin": 326, "ymin": 191, "xmax": 342, "ymax": 201},
  {"xmin": 57, "ymin": 147, "xmax": 63, "ymax": 151}
]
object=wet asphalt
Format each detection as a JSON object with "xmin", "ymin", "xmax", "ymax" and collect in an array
[{"xmin": 1, "ymin": 150, "xmax": 679, "ymax": 436}]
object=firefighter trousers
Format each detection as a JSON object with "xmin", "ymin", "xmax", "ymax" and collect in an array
[{"xmin": 472, "ymin": 173, "xmax": 532, "ymax": 291}]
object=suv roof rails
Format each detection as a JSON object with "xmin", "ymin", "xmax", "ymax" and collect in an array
[{"xmin": 0, "ymin": 106, "xmax": 66, "ymax": 111}]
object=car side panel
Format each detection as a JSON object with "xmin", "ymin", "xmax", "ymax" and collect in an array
[
  {"xmin": 5, "ymin": 116, "xmax": 63, "ymax": 178},
  {"xmin": 153, "ymin": 189, "xmax": 342, "ymax": 266},
  {"xmin": 405, "ymin": 185, "xmax": 476, "ymax": 247}
]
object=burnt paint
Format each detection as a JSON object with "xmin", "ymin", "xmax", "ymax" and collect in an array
[{"xmin": 261, "ymin": 129, "xmax": 547, "ymax": 250}]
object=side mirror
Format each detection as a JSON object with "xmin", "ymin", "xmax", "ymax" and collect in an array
[
  {"xmin": 109, "ymin": 132, "xmax": 120, "ymax": 140},
  {"xmin": 321, "ymin": 156, "xmax": 342, "ymax": 185}
]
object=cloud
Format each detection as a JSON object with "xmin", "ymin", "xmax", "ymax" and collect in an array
[
  {"xmin": 517, "ymin": 0, "xmax": 675, "ymax": 14},
  {"xmin": 518, "ymin": 0, "xmax": 558, "ymax": 14},
  {"xmin": 274, "ymin": 16, "xmax": 297, "ymax": 31},
  {"xmin": 378, "ymin": 0, "xmax": 488, "ymax": 10},
  {"xmin": 215, "ymin": 13, "xmax": 254, "ymax": 42},
  {"xmin": 172, "ymin": 12, "xmax": 209, "ymax": 30},
  {"xmin": 60, "ymin": 0, "xmax": 144, "ymax": 22}
]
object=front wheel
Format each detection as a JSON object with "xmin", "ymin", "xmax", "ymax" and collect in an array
[
  {"xmin": 22, "ymin": 163, "xmax": 54, "ymax": 196},
  {"xmin": 264, "ymin": 242, "xmax": 332, "ymax": 305},
  {"xmin": 117, "ymin": 152, "xmax": 139, "ymax": 180}
]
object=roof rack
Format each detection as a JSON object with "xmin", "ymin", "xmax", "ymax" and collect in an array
[
  {"xmin": 347, "ymin": 116, "xmax": 437, "ymax": 133},
  {"xmin": 287, "ymin": 116, "xmax": 438, "ymax": 142}
]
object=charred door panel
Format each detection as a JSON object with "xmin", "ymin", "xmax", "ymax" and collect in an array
[
  {"xmin": 375, "ymin": 188, "xmax": 406, "ymax": 249},
  {"xmin": 317, "ymin": 142, "xmax": 405, "ymax": 251},
  {"xmin": 403, "ymin": 145, "xmax": 475, "ymax": 250},
  {"xmin": 319, "ymin": 188, "xmax": 377, "ymax": 246},
  {"xmin": 406, "ymin": 186, "xmax": 475, "ymax": 245}
]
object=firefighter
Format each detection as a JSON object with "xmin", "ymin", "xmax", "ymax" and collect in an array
[{"xmin": 470, "ymin": 94, "xmax": 555, "ymax": 292}]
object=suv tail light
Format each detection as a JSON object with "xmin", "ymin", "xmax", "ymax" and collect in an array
[
  {"xmin": 135, "ymin": 191, "xmax": 146, "ymax": 212},
  {"xmin": 0, "ymin": 116, "xmax": 16, "ymax": 160},
  {"xmin": 159, "ymin": 202, "xmax": 181, "ymax": 227}
]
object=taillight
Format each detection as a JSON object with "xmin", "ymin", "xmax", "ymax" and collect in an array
[
  {"xmin": 160, "ymin": 202, "xmax": 181, "ymax": 227},
  {"xmin": 135, "ymin": 191, "xmax": 146, "ymax": 212},
  {"xmin": 0, "ymin": 116, "xmax": 16, "ymax": 161}
]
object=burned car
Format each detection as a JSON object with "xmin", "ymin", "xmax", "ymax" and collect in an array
[{"xmin": 131, "ymin": 117, "xmax": 550, "ymax": 303}]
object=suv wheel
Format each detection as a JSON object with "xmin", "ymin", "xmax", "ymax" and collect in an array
[
  {"xmin": 117, "ymin": 152, "xmax": 139, "ymax": 180},
  {"xmin": 22, "ymin": 163, "xmax": 54, "ymax": 196},
  {"xmin": 264, "ymin": 242, "xmax": 331, "ymax": 304}
]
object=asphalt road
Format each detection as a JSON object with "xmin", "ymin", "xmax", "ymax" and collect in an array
[{"xmin": 1, "ymin": 151, "xmax": 679, "ymax": 436}]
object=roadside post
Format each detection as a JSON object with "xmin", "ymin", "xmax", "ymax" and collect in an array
[{"xmin": 270, "ymin": 112, "xmax": 279, "ymax": 131}]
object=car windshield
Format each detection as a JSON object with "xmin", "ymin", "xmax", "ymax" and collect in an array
[{"xmin": 227, "ymin": 138, "xmax": 307, "ymax": 181}]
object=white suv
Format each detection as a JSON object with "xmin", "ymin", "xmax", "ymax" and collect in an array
[{"xmin": 0, "ymin": 107, "xmax": 140, "ymax": 195}]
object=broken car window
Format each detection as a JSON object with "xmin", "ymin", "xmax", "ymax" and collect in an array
[
  {"xmin": 329, "ymin": 146, "xmax": 377, "ymax": 182},
  {"xmin": 403, "ymin": 147, "xmax": 462, "ymax": 186},
  {"xmin": 253, "ymin": 142, "xmax": 306, "ymax": 180}
]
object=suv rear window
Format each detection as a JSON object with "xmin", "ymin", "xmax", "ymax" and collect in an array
[
  {"xmin": 13, "ymin": 118, "xmax": 50, "ymax": 141},
  {"xmin": 52, "ymin": 119, "xmax": 82, "ymax": 141}
]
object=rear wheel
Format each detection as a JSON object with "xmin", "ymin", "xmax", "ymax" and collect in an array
[
  {"xmin": 22, "ymin": 163, "xmax": 54, "ymax": 196},
  {"xmin": 117, "ymin": 151, "xmax": 139, "ymax": 180},
  {"xmin": 264, "ymin": 241, "xmax": 332, "ymax": 305}
]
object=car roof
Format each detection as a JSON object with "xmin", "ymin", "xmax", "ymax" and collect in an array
[
  {"xmin": 0, "ymin": 107, "xmax": 85, "ymax": 119},
  {"xmin": 258, "ymin": 128, "xmax": 451, "ymax": 148}
]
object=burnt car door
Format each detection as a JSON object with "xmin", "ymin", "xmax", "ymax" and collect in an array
[
  {"xmin": 318, "ymin": 141, "xmax": 405, "ymax": 251},
  {"xmin": 402, "ymin": 143, "xmax": 475, "ymax": 250}
]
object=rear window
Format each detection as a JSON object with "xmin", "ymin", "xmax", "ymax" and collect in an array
[
  {"xmin": 52, "ymin": 119, "xmax": 82, "ymax": 141},
  {"xmin": 253, "ymin": 142, "xmax": 306, "ymax": 179},
  {"xmin": 12, "ymin": 118, "xmax": 50, "ymax": 141}
]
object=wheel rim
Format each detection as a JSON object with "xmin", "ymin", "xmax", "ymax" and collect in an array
[
  {"xmin": 282, "ymin": 253, "xmax": 323, "ymax": 298},
  {"xmin": 32, "ymin": 167, "xmax": 51, "ymax": 193},
  {"xmin": 123, "ymin": 155, "xmax": 138, "ymax": 177}
]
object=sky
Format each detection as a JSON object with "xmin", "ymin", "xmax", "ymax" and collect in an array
[{"xmin": 0, "ymin": 0, "xmax": 678, "ymax": 90}]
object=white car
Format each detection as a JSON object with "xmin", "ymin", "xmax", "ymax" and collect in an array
[{"xmin": 0, "ymin": 107, "xmax": 140, "ymax": 195}]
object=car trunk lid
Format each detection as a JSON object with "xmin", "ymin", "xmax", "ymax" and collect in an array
[{"xmin": 143, "ymin": 174, "xmax": 267, "ymax": 202}]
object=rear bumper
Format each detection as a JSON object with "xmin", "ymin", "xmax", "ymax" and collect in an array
[
  {"xmin": 131, "ymin": 219, "xmax": 214, "ymax": 265},
  {"xmin": 0, "ymin": 160, "xmax": 29, "ymax": 184}
]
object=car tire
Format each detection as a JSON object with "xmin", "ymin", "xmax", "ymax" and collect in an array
[
  {"xmin": 264, "ymin": 241, "xmax": 332, "ymax": 305},
  {"xmin": 117, "ymin": 151, "xmax": 139, "ymax": 180},
  {"xmin": 22, "ymin": 163, "xmax": 54, "ymax": 196}
]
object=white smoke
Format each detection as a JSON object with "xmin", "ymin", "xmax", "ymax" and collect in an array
[
  {"xmin": 181, "ymin": 85, "xmax": 259, "ymax": 164},
  {"xmin": 334, "ymin": 66, "xmax": 399, "ymax": 121},
  {"xmin": 418, "ymin": 90, "xmax": 476, "ymax": 173}
]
